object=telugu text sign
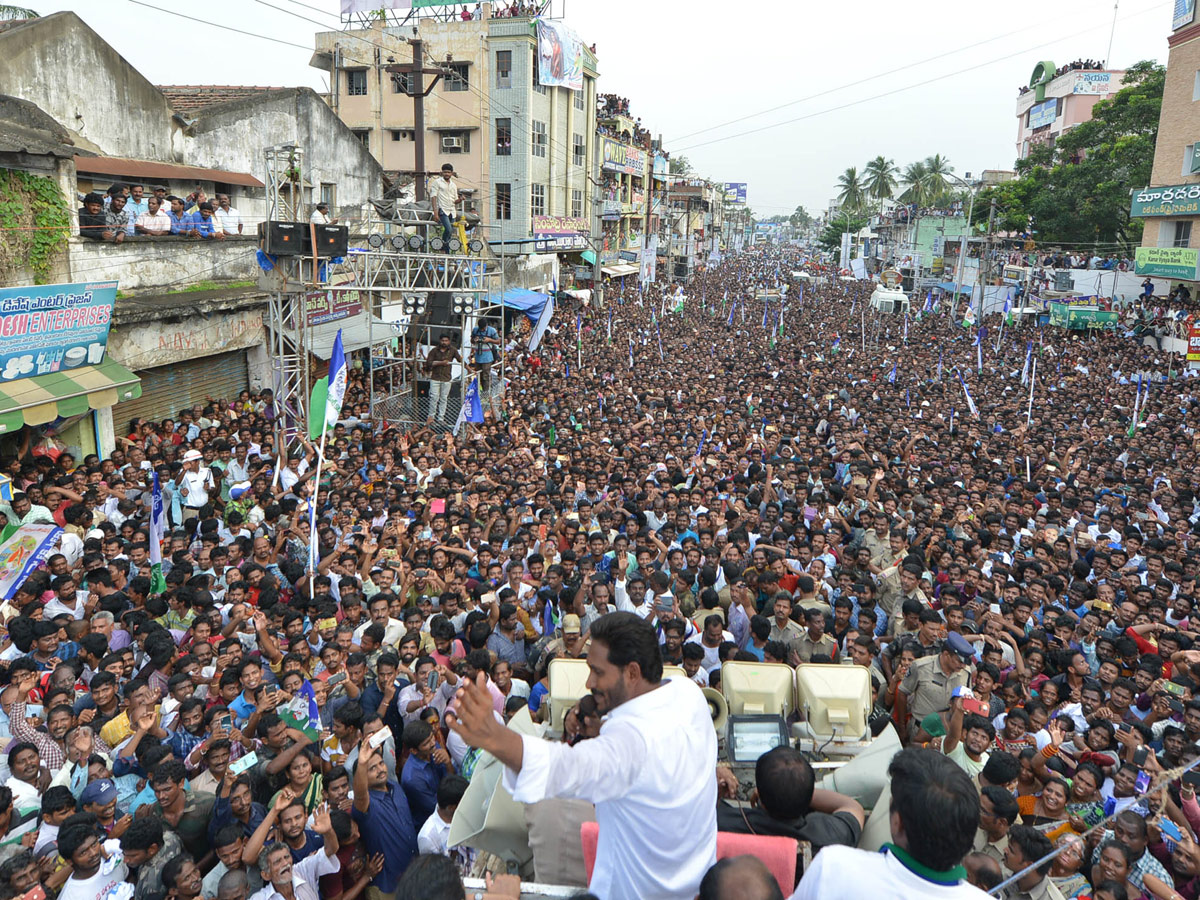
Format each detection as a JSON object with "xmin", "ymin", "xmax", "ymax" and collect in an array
[
  {"xmin": 532, "ymin": 215, "xmax": 590, "ymax": 236},
  {"xmin": 1130, "ymin": 183, "xmax": 1200, "ymax": 217},
  {"xmin": 1073, "ymin": 72, "xmax": 1112, "ymax": 94},
  {"xmin": 1134, "ymin": 247, "xmax": 1200, "ymax": 280},
  {"xmin": 0, "ymin": 281, "xmax": 117, "ymax": 384}
]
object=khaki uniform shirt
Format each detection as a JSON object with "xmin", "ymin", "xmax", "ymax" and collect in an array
[
  {"xmin": 899, "ymin": 654, "xmax": 969, "ymax": 724},
  {"xmin": 972, "ymin": 828, "xmax": 1010, "ymax": 870},
  {"xmin": 793, "ymin": 631, "xmax": 838, "ymax": 663},
  {"xmin": 1000, "ymin": 876, "xmax": 1067, "ymax": 900}
]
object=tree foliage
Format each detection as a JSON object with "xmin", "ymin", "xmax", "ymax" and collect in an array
[
  {"xmin": 817, "ymin": 213, "xmax": 869, "ymax": 252},
  {"xmin": 836, "ymin": 167, "xmax": 866, "ymax": 213},
  {"xmin": 979, "ymin": 60, "xmax": 1164, "ymax": 254}
]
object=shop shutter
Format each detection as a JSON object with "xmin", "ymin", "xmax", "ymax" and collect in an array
[{"xmin": 112, "ymin": 350, "xmax": 249, "ymax": 433}]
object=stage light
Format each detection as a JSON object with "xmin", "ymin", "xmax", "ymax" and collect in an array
[
  {"xmin": 467, "ymin": 238, "xmax": 484, "ymax": 253},
  {"xmin": 451, "ymin": 293, "xmax": 473, "ymax": 315},
  {"xmin": 390, "ymin": 234, "xmax": 407, "ymax": 250},
  {"xmin": 447, "ymin": 237, "xmax": 462, "ymax": 253},
  {"xmin": 402, "ymin": 292, "xmax": 428, "ymax": 315},
  {"xmin": 429, "ymin": 235, "xmax": 445, "ymax": 252},
  {"xmin": 406, "ymin": 234, "xmax": 425, "ymax": 251},
  {"xmin": 367, "ymin": 233, "xmax": 384, "ymax": 248}
]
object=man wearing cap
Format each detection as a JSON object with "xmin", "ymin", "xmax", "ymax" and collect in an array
[
  {"xmin": 896, "ymin": 632, "xmax": 973, "ymax": 743},
  {"xmin": 80, "ymin": 778, "xmax": 126, "ymax": 837},
  {"xmin": 179, "ymin": 450, "xmax": 215, "ymax": 522},
  {"xmin": 429, "ymin": 162, "xmax": 461, "ymax": 249}
]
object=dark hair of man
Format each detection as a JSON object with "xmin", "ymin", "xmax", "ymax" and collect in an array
[
  {"xmin": 1008, "ymin": 824, "xmax": 1054, "ymax": 877},
  {"xmin": 887, "ymin": 748, "xmax": 979, "ymax": 871},
  {"xmin": 980, "ymin": 785, "xmax": 1018, "ymax": 825},
  {"xmin": 698, "ymin": 855, "xmax": 784, "ymax": 900},
  {"xmin": 754, "ymin": 746, "xmax": 815, "ymax": 820},
  {"xmin": 394, "ymin": 852, "xmax": 465, "ymax": 900},
  {"xmin": 588, "ymin": 610, "xmax": 663, "ymax": 683}
]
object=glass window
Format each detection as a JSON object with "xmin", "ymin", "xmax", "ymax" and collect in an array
[
  {"xmin": 1174, "ymin": 220, "xmax": 1192, "ymax": 248},
  {"xmin": 531, "ymin": 183, "xmax": 545, "ymax": 217},
  {"xmin": 532, "ymin": 121, "xmax": 547, "ymax": 158},
  {"xmin": 496, "ymin": 118, "xmax": 512, "ymax": 156},
  {"xmin": 496, "ymin": 183, "xmax": 511, "ymax": 220},
  {"xmin": 347, "ymin": 69, "xmax": 368, "ymax": 96},
  {"xmin": 496, "ymin": 50, "xmax": 512, "ymax": 89},
  {"xmin": 573, "ymin": 133, "xmax": 585, "ymax": 166},
  {"xmin": 444, "ymin": 62, "xmax": 469, "ymax": 93},
  {"xmin": 571, "ymin": 189, "xmax": 582, "ymax": 218}
]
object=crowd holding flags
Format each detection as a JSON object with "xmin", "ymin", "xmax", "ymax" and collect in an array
[{"xmin": 958, "ymin": 372, "xmax": 979, "ymax": 418}]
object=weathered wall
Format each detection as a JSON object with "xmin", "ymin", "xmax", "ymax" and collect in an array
[
  {"xmin": 107, "ymin": 305, "xmax": 266, "ymax": 371},
  {"xmin": 0, "ymin": 13, "xmax": 175, "ymax": 160},
  {"xmin": 68, "ymin": 235, "xmax": 259, "ymax": 292}
]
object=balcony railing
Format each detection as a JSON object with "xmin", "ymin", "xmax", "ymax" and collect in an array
[{"xmin": 68, "ymin": 235, "xmax": 260, "ymax": 293}]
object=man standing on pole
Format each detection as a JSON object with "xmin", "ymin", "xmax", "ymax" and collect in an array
[
  {"xmin": 449, "ymin": 611, "xmax": 717, "ymax": 900},
  {"xmin": 429, "ymin": 162, "xmax": 460, "ymax": 250}
]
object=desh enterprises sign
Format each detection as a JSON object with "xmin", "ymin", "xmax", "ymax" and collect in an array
[
  {"xmin": 601, "ymin": 139, "xmax": 645, "ymax": 177},
  {"xmin": 1135, "ymin": 246, "xmax": 1200, "ymax": 280},
  {"xmin": 1130, "ymin": 183, "xmax": 1200, "ymax": 217},
  {"xmin": 0, "ymin": 281, "xmax": 117, "ymax": 384}
]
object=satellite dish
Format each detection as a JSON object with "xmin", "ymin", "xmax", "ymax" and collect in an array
[{"xmin": 702, "ymin": 687, "xmax": 728, "ymax": 733}]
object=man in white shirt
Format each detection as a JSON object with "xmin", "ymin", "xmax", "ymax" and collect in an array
[
  {"xmin": 791, "ymin": 748, "xmax": 990, "ymax": 900},
  {"xmin": 310, "ymin": 202, "xmax": 336, "ymax": 225},
  {"xmin": 248, "ymin": 803, "xmax": 340, "ymax": 900},
  {"xmin": 429, "ymin": 163, "xmax": 461, "ymax": 250},
  {"xmin": 179, "ymin": 449, "xmax": 215, "ymax": 521},
  {"xmin": 450, "ymin": 611, "xmax": 717, "ymax": 900},
  {"xmin": 214, "ymin": 193, "xmax": 243, "ymax": 235}
]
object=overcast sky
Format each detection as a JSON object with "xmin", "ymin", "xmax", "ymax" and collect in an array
[{"xmin": 60, "ymin": 0, "xmax": 1171, "ymax": 217}]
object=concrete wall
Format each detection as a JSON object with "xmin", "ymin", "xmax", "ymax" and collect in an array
[
  {"xmin": 186, "ymin": 89, "xmax": 384, "ymax": 224},
  {"xmin": 68, "ymin": 235, "xmax": 259, "ymax": 292},
  {"xmin": 0, "ymin": 13, "xmax": 175, "ymax": 160}
]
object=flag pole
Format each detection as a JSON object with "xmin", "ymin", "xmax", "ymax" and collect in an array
[
  {"xmin": 308, "ymin": 408, "xmax": 329, "ymax": 600},
  {"xmin": 1026, "ymin": 356, "xmax": 1037, "ymax": 425}
]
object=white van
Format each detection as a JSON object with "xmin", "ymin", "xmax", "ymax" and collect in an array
[{"xmin": 869, "ymin": 286, "xmax": 910, "ymax": 315}]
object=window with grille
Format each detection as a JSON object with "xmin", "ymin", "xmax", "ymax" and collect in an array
[
  {"xmin": 347, "ymin": 69, "xmax": 368, "ymax": 96},
  {"xmin": 392, "ymin": 71, "xmax": 413, "ymax": 94},
  {"xmin": 496, "ymin": 50, "xmax": 512, "ymax": 88},
  {"xmin": 532, "ymin": 121, "xmax": 547, "ymax": 158},
  {"xmin": 571, "ymin": 189, "xmax": 582, "ymax": 218},
  {"xmin": 1174, "ymin": 220, "xmax": 1192, "ymax": 248},
  {"xmin": 496, "ymin": 183, "xmax": 512, "ymax": 220},
  {"xmin": 444, "ymin": 62, "xmax": 469, "ymax": 92},
  {"xmin": 572, "ymin": 133, "xmax": 585, "ymax": 166},
  {"xmin": 575, "ymin": 87, "xmax": 584, "ymax": 110},
  {"xmin": 531, "ymin": 183, "xmax": 545, "ymax": 217},
  {"xmin": 496, "ymin": 118, "xmax": 512, "ymax": 156}
]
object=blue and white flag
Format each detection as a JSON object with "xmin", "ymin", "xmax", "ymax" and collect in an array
[
  {"xmin": 1020, "ymin": 341, "xmax": 1032, "ymax": 386},
  {"xmin": 958, "ymin": 373, "xmax": 979, "ymax": 418},
  {"xmin": 629, "ymin": 337, "xmax": 635, "ymax": 369},
  {"xmin": 903, "ymin": 315, "xmax": 908, "ymax": 343},
  {"xmin": 888, "ymin": 363, "xmax": 897, "ymax": 384},
  {"xmin": 762, "ymin": 300, "xmax": 769, "ymax": 328},
  {"xmin": 528, "ymin": 293, "xmax": 555, "ymax": 351},
  {"xmin": 937, "ymin": 350, "xmax": 943, "ymax": 382},
  {"xmin": 727, "ymin": 301, "xmax": 736, "ymax": 327},
  {"xmin": 695, "ymin": 428, "xmax": 708, "ymax": 459},
  {"xmin": 149, "ymin": 473, "xmax": 166, "ymax": 596},
  {"xmin": 656, "ymin": 319, "xmax": 664, "ymax": 361},
  {"xmin": 453, "ymin": 376, "xmax": 486, "ymax": 435},
  {"xmin": 831, "ymin": 335, "xmax": 840, "ymax": 353},
  {"xmin": 905, "ymin": 389, "xmax": 910, "ymax": 409},
  {"xmin": 325, "ymin": 328, "xmax": 347, "ymax": 430}
]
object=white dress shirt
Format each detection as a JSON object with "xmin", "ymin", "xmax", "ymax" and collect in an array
[
  {"xmin": 248, "ymin": 848, "xmax": 339, "ymax": 900},
  {"xmin": 792, "ymin": 844, "xmax": 991, "ymax": 900},
  {"xmin": 501, "ymin": 676, "xmax": 717, "ymax": 900}
]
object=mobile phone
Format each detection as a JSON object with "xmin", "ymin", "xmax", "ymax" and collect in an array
[
  {"xmin": 420, "ymin": 528, "xmax": 433, "ymax": 541},
  {"xmin": 327, "ymin": 671, "xmax": 347, "ymax": 686},
  {"xmin": 368, "ymin": 725, "xmax": 393, "ymax": 750},
  {"xmin": 1182, "ymin": 771, "xmax": 1200, "ymax": 789},
  {"xmin": 962, "ymin": 696, "xmax": 988, "ymax": 716},
  {"xmin": 1161, "ymin": 818, "xmax": 1184, "ymax": 844},
  {"xmin": 1134, "ymin": 747, "xmax": 1149, "ymax": 767},
  {"xmin": 427, "ymin": 670, "xmax": 438, "ymax": 690},
  {"xmin": 229, "ymin": 750, "xmax": 259, "ymax": 776},
  {"xmin": 1135, "ymin": 771, "xmax": 1152, "ymax": 793},
  {"xmin": 217, "ymin": 713, "xmax": 232, "ymax": 732}
]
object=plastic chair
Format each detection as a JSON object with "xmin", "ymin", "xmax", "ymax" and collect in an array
[{"xmin": 580, "ymin": 821, "xmax": 798, "ymax": 895}]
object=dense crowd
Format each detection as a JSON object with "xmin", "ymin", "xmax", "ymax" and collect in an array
[
  {"xmin": 77, "ymin": 183, "xmax": 247, "ymax": 244},
  {"xmin": 0, "ymin": 242, "xmax": 1199, "ymax": 899}
]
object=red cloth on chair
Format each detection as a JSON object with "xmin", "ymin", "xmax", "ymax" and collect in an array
[{"xmin": 580, "ymin": 821, "xmax": 798, "ymax": 895}]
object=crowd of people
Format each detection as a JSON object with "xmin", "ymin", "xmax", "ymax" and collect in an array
[
  {"xmin": 77, "ymin": 183, "xmax": 246, "ymax": 244},
  {"xmin": 0, "ymin": 241, "xmax": 1199, "ymax": 899}
]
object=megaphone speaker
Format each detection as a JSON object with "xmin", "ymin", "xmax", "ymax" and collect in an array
[{"xmin": 702, "ymin": 687, "xmax": 728, "ymax": 733}]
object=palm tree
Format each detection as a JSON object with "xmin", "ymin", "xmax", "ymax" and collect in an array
[
  {"xmin": 898, "ymin": 161, "xmax": 928, "ymax": 206},
  {"xmin": 923, "ymin": 154, "xmax": 954, "ymax": 205},
  {"xmin": 836, "ymin": 167, "xmax": 866, "ymax": 214},
  {"xmin": 863, "ymin": 156, "xmax": 898, "ymax": 211}
]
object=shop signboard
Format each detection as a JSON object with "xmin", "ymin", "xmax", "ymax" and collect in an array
[
  {"xmin": 1028, "ymin": 99, "xmax": 1057, "ymax": 129},
  {"xmin": 1049, "ymin": 303, "xmax": 1120, "ymax": 330},
  {"xmin": 1073, "ymin": 72, "xmax": 1112, "ymax": 94},
  {"xmin": 1188, "ymin": 319, "xmax": 1200, "ymax": 363},
  {"xmin": 601, "ymin": 139, "xmax": 645, "ymax": 177},
  {"xmin": 532, "ymin": 215, "xmax": 589, "ymax": 236},
  {"xmin": 1130, "ymin": 183, "xmax": 1200, "ymax": 218},
  {"xmin": 1134, "ymin": 246, "xmax": 1200, "ymax": 280},
  {"xmin": 723, "ymin": 183, "xmax": 747, "ymax": 204},
  {"xmin": 1175, "ymin": 0, "xmax": 1196, "ymax": 31},
  {"xmin": 0, "ymin": 281, "xmax": 117, "ymax": 384}
]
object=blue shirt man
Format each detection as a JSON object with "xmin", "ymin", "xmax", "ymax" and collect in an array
[
  {"xmin": 471, "ymin": 324, "xmax": 499, "ymax": 365},
  {"xmin": 353, "ymin": 740, "xmax": 418, "ymax": 896},
  {"xmin": 400, "ymin": 749, "xmax": 446, "ymax": 828}
]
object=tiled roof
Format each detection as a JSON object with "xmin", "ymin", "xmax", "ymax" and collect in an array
[{"xmin": 157, "ymin": 85, "xmax": 290, "ymax": 114}]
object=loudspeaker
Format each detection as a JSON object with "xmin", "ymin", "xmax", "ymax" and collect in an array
[
  {"xmin": 258, "ymin": 220, "xmax": 305, "ymax": 256},
  {"xmin": 702, "ymin": 687, "xmax": 728, "ymax": 733},
  {"xmin": 1054, "ymin": 271, "xmax": 1073, "ymax": 292},
  {"xmin": 424, "ymin": 292, "xmax": 457, "ymax": 327},
  {"xmin": 306, "ymin": 224, "xmax": 349, "ymax": 257}
]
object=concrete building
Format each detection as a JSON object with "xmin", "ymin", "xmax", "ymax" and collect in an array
[
  {"xmin": 594, "ymin": 94, "xmax": 649, "ymax": 281},
  {"xmin": 312, "ymin": 4, "xmax": 600, "ymax": 284},
  {"xmin": 1015, "ymin": 60, "xmax": 1125, "ymax": 160},
  {"xmin": 0, "ymin": 12, "xmax": 383, "ymax": 456},
  {"xmin": 1135, "ymin": 8, "xmax": 1200, "ymax": 289}
]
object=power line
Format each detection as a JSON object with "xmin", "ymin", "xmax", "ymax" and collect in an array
[
  {"xmin": 126, "ymin": 0, "xmax": 312, "ymax": 50},
  {"xmin": 673, "ymin": 0, "xmax": 1168, "ymax": 153}
]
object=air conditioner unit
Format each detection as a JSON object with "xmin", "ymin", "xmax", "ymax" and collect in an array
[{"xmin": 442, "ymin": 136, "xmax": 463, "ymax": 150}]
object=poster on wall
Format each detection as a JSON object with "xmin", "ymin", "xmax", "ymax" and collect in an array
[
  {"xmin": 536, "ymin": 19, "xmax": 584, "ymax": 91},
  {"xmin": 1189, "ymin": 320, "xmax": 1200, "ymax": 363},
  {"xmin": 0, "ymin": 281, "xmax": 117, "ymax": 384},
  {"xmin": 0, "ymin": 524, "xmax": 63, "ymax": 599},
  {"xmin": 1175, "ymin": 0, "xmax": 1196, "ymax": 31}
]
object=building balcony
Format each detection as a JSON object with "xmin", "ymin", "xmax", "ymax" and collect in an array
[{"xmin": 68, "ymin": 234, "xmax": 260, "ymax": 294}]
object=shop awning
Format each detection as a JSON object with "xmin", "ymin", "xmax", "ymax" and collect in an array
[
  {"xmin": 0, "ymin": 358, "xmax": 141, "ymax": 433},
  {"xmin": 294, "ymin": 311, "xmax": 400, "ymax": 360},
  {"xmin": 581, "ymin": 250, "xmax": 597, "ymax": 265},
  {"xmin": 75, "ymin": 155, "xmax": 263, "ymax": 188},
  {"xmin": 601, "ymin": 263, "xmax": 639, "ymax": 277}
]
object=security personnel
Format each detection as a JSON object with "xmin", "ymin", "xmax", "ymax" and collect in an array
[
  {"xmin": 895, "ymin": 631, "xmax": 973, "ymax": 741},
  {"xmin": 792, "ymin": 607, "xmax": 839, "ymax": 663}
]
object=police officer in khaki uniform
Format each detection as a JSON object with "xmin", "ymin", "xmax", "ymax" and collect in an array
[
  {"xmin": 895, "ymin": 631, "xmax": 973, "ymax": 741},
  {"xmin": 791, "ymin": 607, "xmax": 839, "ymax": 663}
]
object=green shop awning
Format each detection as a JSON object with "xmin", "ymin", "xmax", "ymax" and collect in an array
[
  {"xmin": 581, "ymin": 250, "xmax": 597, "ymax": 265},
  {"xmin": 0, "ymin": 358, "xmax": 141, "ymax": 434}
]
